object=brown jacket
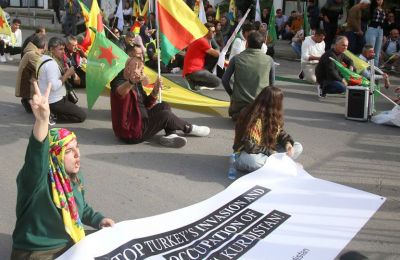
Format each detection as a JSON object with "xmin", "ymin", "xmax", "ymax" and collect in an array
[{"xmin": 15, "ymin": 42, "xmax": 42, "ymax": 98}]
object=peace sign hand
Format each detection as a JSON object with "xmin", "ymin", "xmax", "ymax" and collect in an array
[{"xmin": 30, "ymin": 81, "xmax": 51, "ymax": 122}]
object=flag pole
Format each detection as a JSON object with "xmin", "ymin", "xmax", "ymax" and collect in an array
[
  {"xmin": 155, "ymin": 0, "xmax": 162, "ymax": 102},
  {"xmin": 103, "ymin": 23, "xmax": 119, "ymax": 40}
]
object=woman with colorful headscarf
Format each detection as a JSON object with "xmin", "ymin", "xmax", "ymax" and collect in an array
[{"xmin": 11, "ymin": 82, "xmax": 114, "ymax": 259}]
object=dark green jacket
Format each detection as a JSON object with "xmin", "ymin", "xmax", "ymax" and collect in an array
[{"xmin": 12, "ymin": 134, "xmax": 104, "ymax": 251}]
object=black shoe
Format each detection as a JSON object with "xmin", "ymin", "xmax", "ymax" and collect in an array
[
  {"xmin": 298, "ymin": 71, "xmax": 304, "ymax": 80},
  {"xmin": 186, "ymin": 79, "xmax": 199, "ymax": 91},
  {"xmin": 21, "ymin": 98, "xmax": 32, "ymax": 113}
]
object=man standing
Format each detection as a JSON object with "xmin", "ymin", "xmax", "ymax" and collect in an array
[
  {"xmin": 63, "ymin": 0, "xmax": 80, "ymax": 36},
  {"xmin": 315, "ymin": 36, "xmax": 354, "ymax": 97},
  {"xmin": 320, "ymin": 0, "xmax": 343, "ymax": 51},
  {"xmin": 0, "ymin": 18, "xmax": 22, "ymax": 62},
  {"xmin": 183, "ymin": 22, "xmax": 221, "ymax": 90},
  {"xmin": 222, "ymin": 32, "xmax": 275, "ymax": 120},
  {"xmin": 344, "ymin": 0, "xmax": 370, "ymax": 55},
  {"xmin": 300, "ymin": 29, "xmax": 326, "ymax": 83}
]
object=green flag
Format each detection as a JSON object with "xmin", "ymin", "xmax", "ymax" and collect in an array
[
  {"xmin": 330, "ymin": 58, "xmax": 370, "ymax": 87},
  {"xmin": 303, "ymin": 2, "xmax": 310, "ymax": 37},
  {"xmin": 86, "ymin": 30, "xmax": 128, "ymax": 109},
  {"xmin": 268, "ymin": 5, "xmax": 277, "ymax": 43}
]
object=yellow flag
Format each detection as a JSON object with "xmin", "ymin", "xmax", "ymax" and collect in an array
[
  {"xmin": 216, "ymin": 5, "xmax": 220, "ymax": 21},
  {"xmin": 87, "ymin": 0, "xmax": 104, "ymax": 49},
  {"xmin": 344, "ymin": 50, "xmax": 370, "ymax": 74},
  {"xmin": 0, "ymin": 7, "xmax": 12, "ymax": 36}
]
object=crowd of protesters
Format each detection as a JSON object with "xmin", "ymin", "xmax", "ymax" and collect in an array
[{"xmin": 2, "ymin": 0, "xmax": 400, "ymax": 258}]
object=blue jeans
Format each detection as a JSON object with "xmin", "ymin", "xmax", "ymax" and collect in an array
[
  {"xmin": 235, "ymin": 142, "xmax": 303, "ymax": 173},
  {"xmin": 291, "ymin": 42, "xmax": 302, "ymax": 58},
  {"xmin": 365, "ymin": 27, "xmax": 383, "ymax": 66},
  {"xmin": 323, "ymin": 81, "xmax": 346, "ymax": 95}
]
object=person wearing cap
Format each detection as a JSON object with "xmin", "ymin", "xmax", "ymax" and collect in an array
[
  {"xmin": 11, "ymin": 82, "xmax": 114, "ymax": 259},
  {"xmin": 344, "ymin": 0, "xmax": 371, "ymax": 55}
]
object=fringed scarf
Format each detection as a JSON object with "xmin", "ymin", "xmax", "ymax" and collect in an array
[{"xmin": 48, "ymin": 128, "xmax": 85, "ymax": 243}]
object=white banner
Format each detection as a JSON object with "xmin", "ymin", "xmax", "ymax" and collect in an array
[{"xmin": 58, "ymin": 154, "xmax": 385, "ymax": 260}]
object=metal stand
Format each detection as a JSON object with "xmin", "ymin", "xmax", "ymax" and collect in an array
[{"xmin": 368, "ymin": 59, "xmax": 376, "ymax": 120}]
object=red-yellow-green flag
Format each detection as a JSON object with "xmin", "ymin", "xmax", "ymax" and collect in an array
[
  {"xmin": 77, "ymin": 0, "xmax": 90, "ymax": 25},
  {"xmin": 157, "ymin": 0, "xmax": 208, "ymax": 65},
  {"xmin": 0, "ymin": 7, "xmax": 12, "ymax": 36},
  {"xmin": 86, "ymin": 30, "xmax": 128, "ymax": 109},
  {"xmin": 87, "ymin": 0, "xmax": 104, "ymax": 48},
  {"xmin": 330, "ymin": 58, "xmax": 370, "ymax": 87}
]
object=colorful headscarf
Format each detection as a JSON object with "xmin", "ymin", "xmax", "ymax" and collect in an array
[{"xmin": 48, "ymin": 128, "xmax": 85, "ymax": 243}]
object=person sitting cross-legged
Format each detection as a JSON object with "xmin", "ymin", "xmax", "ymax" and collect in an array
[
  {"xmin": 110, "ymin": 55, "xmax": 210, "ymax": 148},
  {"xmin": 233, "ymin": 87, "xmax": 303, "ymax": 173},
  {"xmin": 222, "ymin": 31, "xmax": 275, "ymax": 121}
]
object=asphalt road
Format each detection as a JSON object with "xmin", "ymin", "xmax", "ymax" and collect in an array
[{"xmin": 0, "ymin": 29, "xmax": 399, "ymax": 260}]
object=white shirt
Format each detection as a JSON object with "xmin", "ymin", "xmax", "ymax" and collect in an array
[
  {"xmin": 0, "ymin": 28, "xmax": 22, "ymax": 47},
  {"xmin": 229, "ymin": 32, "xmax": 246, "ymax": 60},
  {"xmin": 37, "ymin": 55, "xmax": 66, "ymax": 104},
  {"xmin": 385, "ymin": 40, "xmax": 398, "ymax": 56},
  {"xmin": 123, "ymin": 7, "xmax": 132, "ymax": 16},
  {"xmin": 301, "ymin": 36, "xmax": 325, "ymax": 64}
]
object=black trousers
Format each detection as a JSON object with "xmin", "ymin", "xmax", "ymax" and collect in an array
[
  {"xmin": 50, "ymin": 97, "xmax": 86, "ymax": 123},
  {"xmin": 0, "ymin": 40, "xmax": 22, "ymax": 55},
  {"xmin": 140, "ymin": 102, "xmax": 191, "ymax": 141}
]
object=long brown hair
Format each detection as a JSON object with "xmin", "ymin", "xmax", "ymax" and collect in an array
[{"xmin": 235, "ymin": 86, "xmax": 284, "ymax": 150}]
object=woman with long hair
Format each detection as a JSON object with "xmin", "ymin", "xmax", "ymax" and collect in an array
[
  {"xmin": 233, "ymin": 86, "xmax": 303, "ymax": 172},
  {"xmin": 365, "ymin": 0, "xmax": 386, "ymax": 66}
]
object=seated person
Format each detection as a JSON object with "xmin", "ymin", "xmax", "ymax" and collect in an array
[
  {"xmin": 110, "ymin": 55, "xmax": 210, "ymax": 148},
  {"xmin": 64, "ymin": 35, "xmax": 87, "ymax": 88},
  {"xmin": 21, "ymin": 25, "xmax": 46, "ymax": 59},
  {"xmin": 359, "ymin": 44, "xmax": 390, "ymax": 88},
  {"xmin": 381, "ymin": 28, "xmax": 400, "ymax": 72},
  {"xmin": 291, "ymin": 28, "xmax": 304, "ymax": 58},
  {"xmin": 11, "ymin": 82, "xmax": 114, "ymax": 259},
  {"xmin": 233, "ymin": 87, "xmax": 303, "ymax": 173},
  {"xmin": 15, "ymin": 34, "xmax": 46, "ymax": 113},
  {"xmin": 222, "ymin": 32, "xmax": 275, "ymax": 121},
  {"xmin": 183, "ymin": 22, "xmax": 221, "ymax": 90},
  {"xmin": 145, "ymin": 40, "xmax": 182, "ymax": 74},
  {"xmin": 283, "ymin": 11, "xmax": 303, "ymax": 40},
  {"xmin": 300, "ymin": 29, "xmax": 326, "ymax": 83},
  {"xmin": 315, "ymin": 36, "xmax": 354, "ymax": 97},
  {"xmin": 0, "ymin": 18, "xmax": 22, "ymax": 62},
  {"xmin": 37, "ymin": 37, "xmax": 86, "ymax": 124}
]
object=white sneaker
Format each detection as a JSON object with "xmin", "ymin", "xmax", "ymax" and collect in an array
[
  {"xmin": 189, "ymin": 125, "xmax": 210, "ymax": 137},
  {"xmin": 199, "ymin": 86, "xmax": 215, "ymax": 90},
  {"xmin": 0, "ymin": 55, "xmax": 6, "ymax": 63},
  {"xmin": 5, "ymin": 53, "xmax": 13, "ymax": 61},
  {"xmin": 159, "ymin": 134, "xmax": 187, "ymax": 148},
  {"xmin": 171, "ymin": 67, "xmax": 180, "ymax": 74}
]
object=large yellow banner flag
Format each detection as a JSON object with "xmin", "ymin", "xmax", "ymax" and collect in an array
[{"xmin": 0, "ymin": 7, "xmax": 12, "ymax": 36}]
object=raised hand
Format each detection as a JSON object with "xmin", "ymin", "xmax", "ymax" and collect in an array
[
  {"xmin": 31, "ymin": 81, "xmax": 51, "ymax": 122},
  {"xmin": 31, "ymin": 81, "xmax": 52, "ymax": 142}
]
